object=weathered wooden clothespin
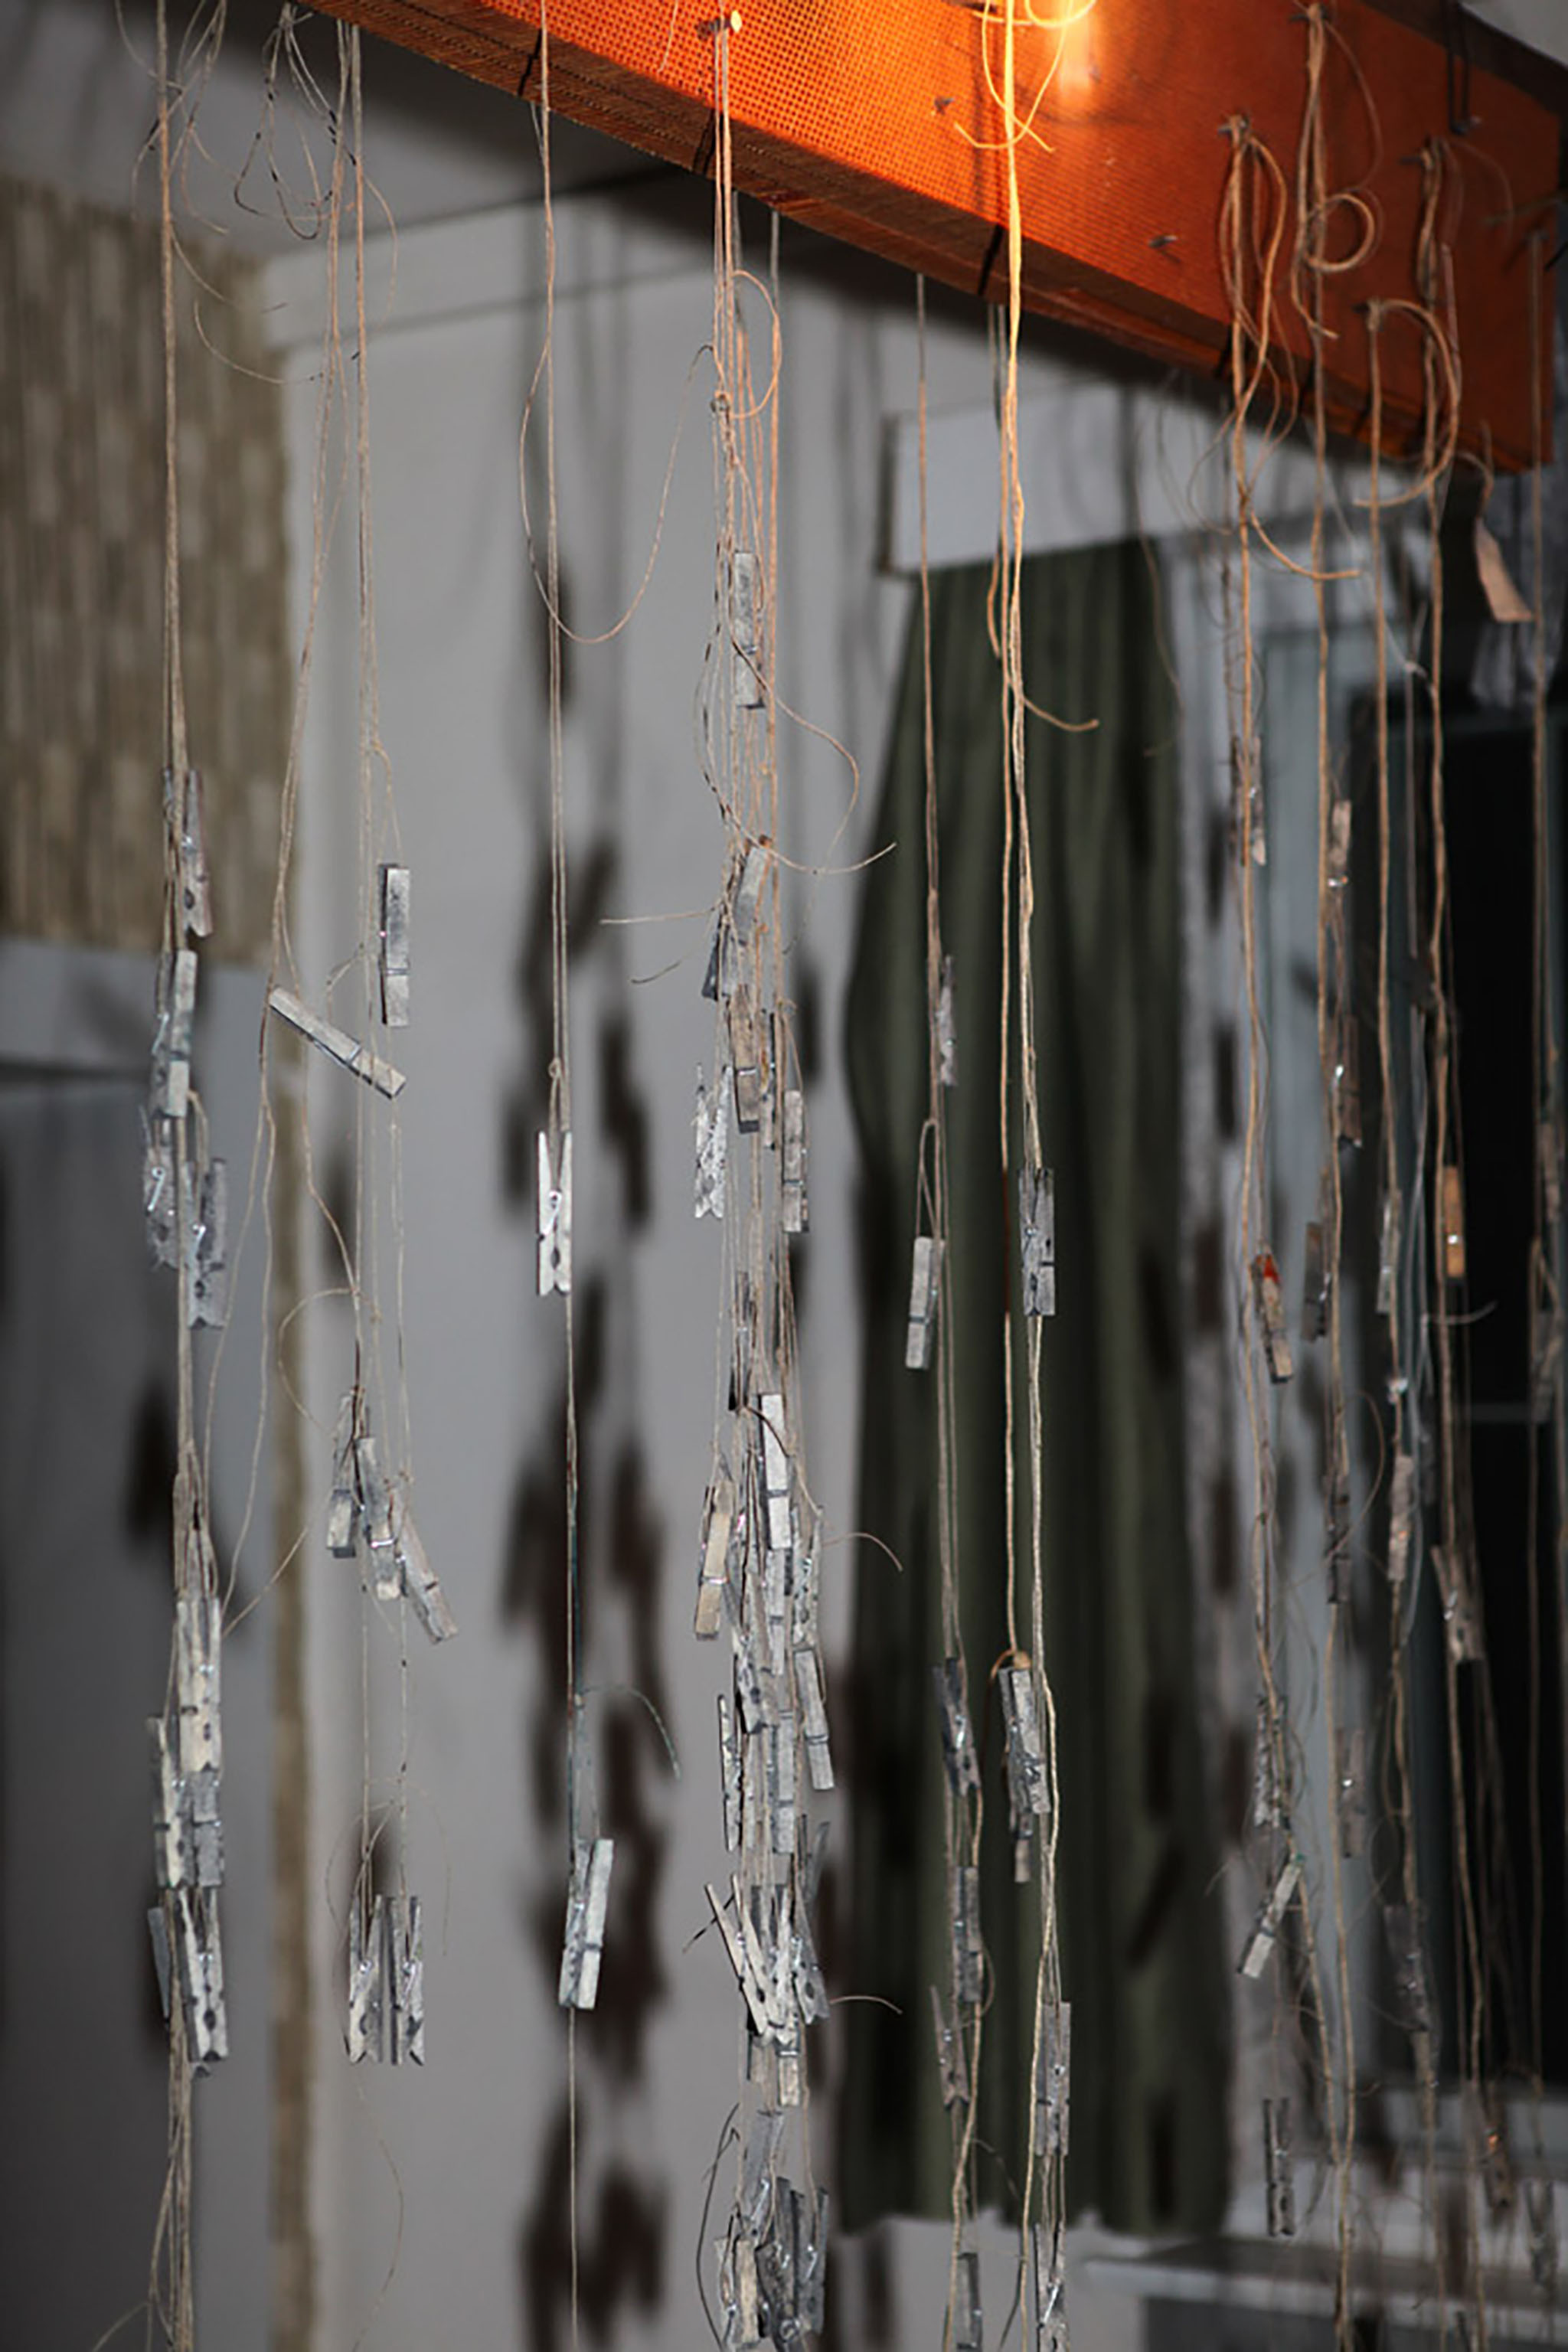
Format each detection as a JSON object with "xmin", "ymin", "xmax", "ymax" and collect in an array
[
  {"xmin": 348, "ymin": 1895, "xmax": 386, "ymax": 2063},
  {"xmin": 1387, "ymin": 1452, "xmax": 1415, "ymax": 1595},
  {"xmin": 354, "ymin": 1435, "xmax": 397, "ymax": 1599},
  {"xmin": 377, "ymin": 863, "xmax": 410, "ymax": 1027},
  {"xmin": 165, "ymin": 767, "xmax": 214, "ymax": 939},
  {"xmin": 386, "ymin": 1892, "xmax": 425, "ymax": 2064},
  {"xmin": 953, "ymin": 1865, "xmax": 983, "ymax": 2004},
  {"xmin": 954, "ymin": 2249, "xmax": 983, "ymax": 2352},
  {"xmin": 1326, "ymin": 795, "xmax": 1351, "ymax": 893},
  {"xmin": 934, "ymin": 1659, "xmax": 981, "ymax": 1797},
  {"xmin": 1035, "ymin": 2001, "xmax": 1071, "ymax": 2157},
  {"xmin": 731, "ymin": 554, "xmax": 765, "ymax": 711},
  {"xmin": 756, "ymin": 1392, "xmax": 794, "ymax": 1553},
  {"xmin": 1264, "ymin": 2097, "xmax": 1295, "ymax": 2238},
  {"xmin": 930, "ymin": 1982, "xmax": 971, "ymax": 2108},
  {"xmin": 269, "ymin": 987, "xmax": 406, "ymax": 1099},
  {"xmin": 794, "ymin": 1646, "xmax": 833, "ymax": 1791},
  {"xmin": 189, "ymin": 1155, "xmax": 229, "ymax": 1329},
  {"xmin": 695, "ymin": 1067, "xmax": 729, "ymax": 1220},
  {"xmin": 392, "ymin": 1494, "xmax": 457, "ymax": 1642},
  {"xmin": 729, "ymin": 986, "xmax": 765, "ymax": 1134},
  {"xmin": 1020, "ymin": 1168, "xmax": 1057, "ymax": 1317},
  {"xmin": 537, "ymin": 1129, "xmax": 573, "ymax": 1295},
  {"xmin": 1238, "ymin": 1853, "xmax": 1301, "ymax": 1978},
  {"xmin": 695, "ymin": 1464, "xmax": 736, "ymax": 1639},
  {"xmin": 936, "ymin": 956, "xmax": 957, "ymax": 1089},
  {"xmin": 781, "ymin": 1089, "xmax": 808, "ymax": 1234},
  {"xmin": 906, "ymin": 1233, "xmax": 942, "ymax": 1370},
  {"xmin": 558, "ymin": 1837, "xmax": 614, "ymax": 2011},
  {"xmin": 152, "ymin": 949, "xmax": 198, "ymax": 1121}
]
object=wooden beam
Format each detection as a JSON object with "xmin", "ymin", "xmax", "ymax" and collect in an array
[{"xmin": 312, "ymin": 0, "xmax": 1557, "ymax": 467}]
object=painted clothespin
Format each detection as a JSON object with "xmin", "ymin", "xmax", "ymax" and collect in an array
[
  {"xmin": 189, "ymin": 1155, "xmax": 229, "ymax": 1329},
  {"xmin": 1035, "ymin": 2001, "xmax": 1071, "ymax": 2158},
  {"xmin": 695, "ymin": 1067, "xmax": 729, "ymax": 1220},
  {"xmin": 152, "ymin": 948, "xmax": 198, "ymax": 1121},
  {"xmin": 536, "ymin": 1128, "xmax": 572, "ymax": 1295},
  {"xmin": 1253, "ymin": 1250, "xmax": 1294, "ymax": 1383},
  {"xmin": 731, "ymin": 553, "xmax": 765, "ymax": 712},
  {"xmin": 1441, "ymin": 1164, "xmax": 1466, "ymax": 1283},
  {"xmin": 794, "ymin": 1646, "xmax": 833, "ymax": 1791},
  {"xmin": 1020, "ymin": 1167, "xmax": 1057, "ymax": 1318},
  {"xmin": 906, "ymin": 1233, "xmax": 943, "ymax": 1370},
  {"xmin": 936, "ymin": 955, "xmax": 957, "ymax": 1089},
  {"xmin": 929, "ymin": 1981, "xmax": 971, "ymax": 2109},
  {"xmin": 377, "ymin": 863, "xmax": 410, "ymax": 1027},
  {"xmin": 1264, "ymin": 2098, "xmax": 1295, "ymax": 2238},
  {"xmin": 558, "ymin": 1836, "xmax": 615, "ymax": 2011},
  {"xmin": 165, "ymin": 766, "xmax": 214, "ymax": 939},
  {"xmin": 1237, "ymin": 1853, "xmax": 1302, "ymax": 1979},
  {"xmin": 781, "ymin": 1089, "xmax": 808, "ymax": 1235},
  {"xmin": 269, "ymin": 987, "xmax": 406, "ymax": 1100},
  {"xmin": 933, "ymin": 1659, "xmax": 981, "ymax": 1798}
]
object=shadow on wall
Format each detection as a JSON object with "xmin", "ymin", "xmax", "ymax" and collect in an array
[{"xmin": 500, "ymin": 818, "xmax": 673, "ymax": 2348}]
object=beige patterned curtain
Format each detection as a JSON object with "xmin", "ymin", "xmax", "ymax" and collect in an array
[{"xmin": 0, "ymin": 169, "xmax": 287, "ymax": 959}]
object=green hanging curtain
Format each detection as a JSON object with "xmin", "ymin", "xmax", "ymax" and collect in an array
[{"xmin": 839, "ymin": 541, "xmax": 1229, "ymax": 2236}]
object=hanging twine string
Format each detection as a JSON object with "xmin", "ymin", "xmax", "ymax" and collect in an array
[{"xmin": 1292, "ymin": 19, "xmax": 1356, "ymax": 2337}]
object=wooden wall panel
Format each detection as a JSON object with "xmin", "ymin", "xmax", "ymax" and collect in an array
[{"xmin": 310, "ymin": 0, "xmax": 1557, "ymax": 467}]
